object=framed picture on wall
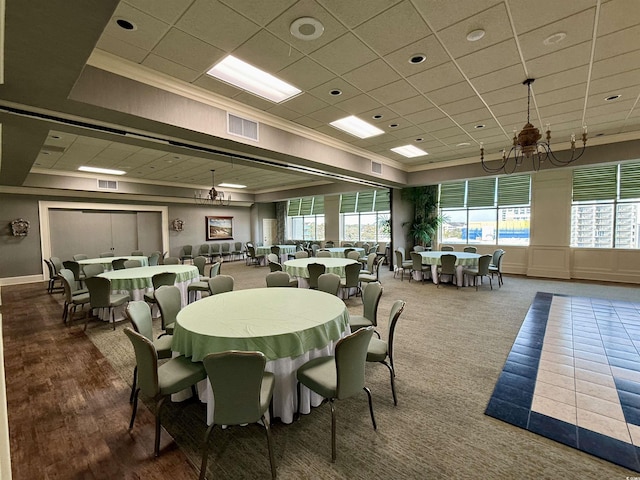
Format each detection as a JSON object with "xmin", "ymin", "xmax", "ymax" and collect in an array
[{"xmin": 206, "ymin": 216, "xmax": 233, "ymax": 240}]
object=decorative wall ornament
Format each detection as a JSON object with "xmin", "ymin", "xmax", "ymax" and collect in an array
[
  {"xmin": 171, "ymin": 218, "xmax": 184, "ymax": 232},
  {"xmin": 10, "ymin": 218, "xmax": 30, "ymax": 236}
]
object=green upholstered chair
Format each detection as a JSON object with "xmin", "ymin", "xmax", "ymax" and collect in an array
[
  {"xmin": 197, "ymin": 244, "xmax": 211, "ymax": 263},
  {"xmin": 340, "ymin": 262, "xmax": 362, "ymax": 300},
  {"xmin": 220, "ymin": 242, "xmax": 231, "ymax": 261},
  {"xmin": 123, "ymin": 259, "xmax": 142, "ymax": 269},
  {"xmin": 409, "ymin": 251, "xmax": 430, "ymax": 283},
  {"xmin": 324, "ymin": 240, "xmax": 335, "ymax": 247},
  {"xmin": 199, "ymin": 351, "xmax": 276, "ymax": 480},
  {"xmin": 154, "ymin": 285, "xmax": 181, "ymax": 337},
  {"xmin": 246, "ymin": 246, "xmax": 264, "ymax": 266},
  {"xmin": 347, "ymin": 250, "xmax": 361, "ymax": 261},
  {"xmin": 131, "ymin": 250, "xmax": 144, "ymax": 256},
  {"xmin": 359, "ymin": 255, "xmax": 384, "ymax": 286},
  {"xmin": 72, "ymin": 254, "xmax": 88, "ymax": 261},
  {"xmin": 267, "ymin": 253, "xmax": 279, "ymax": 264},
  {"xmin": 181, "ymin": 245, "xmax": 193, "ymax": 264},
  {"xmin": 343, "ymin": 248, "xmax": 355, "ymax": 258},
  {"xmin": 489, "ymin": 249, "xmax": 505, "ymax": 287},
  {"xmin": 317, "ymin": 273, "xmax": 341, "ymax": 296},
  {"xmin": 148, "ymin": 251, "xmax": 161, "ymax": 266},
  {"xmin": 348, "ymin": 281, "xmax": 383, "ymax": 335},
  {"xmin": 463, "ymin": 246, "xmax": 477, "ymax": 253},
  {"xmin": 360, "ymin": 252, "xmax": 377, "ymax": 274},
  {"xmin": 462, "ymin": 254, "xmax": 493, "ymax": 290},
  {"xmin": 294, "ymin": 250, "xmax": 308, "ymax": 259},
  {"xmin": 125, "ymin": 301, "xmax": 173, "ymax": 403},
  {"xmin": 99, "ymin": 251, "xmax": 114, "ymax": 257},
  {"xmin": 265, "ymin": 271, "xmax": 297, "ymax": 287},
  {"xmin": 413, "ymin": 245, "xmax": 425, "ymax": 252},
  {"xmin": 111, "ymin": 258, "xmax": 127, "ymax": 270},
  {"xmin": 188, "ymin": 256, "xmax": 213, "ymax": 303},
  {"xmin": 270, "ymin": 245, "xmax": 280, "ymax": 256},
  {"xmin": 63, "ymin": 260, "xmax": 86, "ymax": 287},
  {"xmin": 296, "ymin": 327, "xmax": 376, "ymax": 462},
  {"xmin": 208, "ymin": 275, "xmax": 234, "ymax": 295},
  {"xmin": 163, "ymin": 256, "xmax": 181, "ymax": 265},
  {"xmin": 231, "ymin": 241, "xmax": 243, "ymax": 261},
  {"xmin": 84, "ymin": 276, "xmax": 130, "ymax": 331},
  {"xmin": 82, "ymin": 263, "xmax": 105, "ymax": 278},
  {"xmin": 44, "ymin": 259, "xmax": 63, "ymax": 294},
  {"xmin": 144, "ymin": 272, "xmax": 177, "ymax": 305},
  {"xmin": 440, "ymin": 245, "xmax": 455, "ymax": 251},
  {"xmin": 393, "ymin": 250, "xmax": 411, "ymax": 281},
  {"xmin": 366, "ymin": 300, "xmax": 406, "ymax": 406},
  {"xmin": 124, "ymin": 327, "xmax": 206, "ymax": 457},
  {"xmin": 193, "ymin": 256, "xmax": 208, "ymax": 278},
  {"xmin": 316, "ymin": 250, "xmax": 332, "ymax": 258},
  {"xmin": 437, "ymin": 254, "xmax": 458, "ymax": 289},
  {"xmin": 59, "ymin": 268, "xmax": 88, "ymax": 297},
  {"xmin": 307, "ymin": 262, "xmax": 326, "ymax": 290},
  {"xmin": 59, "ymin": 269, "xmax": 90, "ymax": 324},
  {"xmin": 210, "ymin": 243, "xmax": 221, "ymax": 261},
  {"xmin": 268, "ymin": 260, "xmax": 283, "ymax": 272}
]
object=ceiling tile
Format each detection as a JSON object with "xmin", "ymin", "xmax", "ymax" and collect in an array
[
  {"xmin": 405, "ymin": 107, "xmax": 447, "ymax": 126},
  {"xmin": 453, "ymin": 107, "xmax": 494, "ymax": 126},
  {"xmin": 470, "ymin": 64, "xmax": 526, "ymax": 94},
  {"xmin": 266, "ymin": 104, "xmax": 300, "ymax": 121},
  {"xmin": 591, "ymin": 49, "xmax": 640, "ymax": 80},
  {"xmin": 233, "ymin": 30, "xmax": 303, "ymax": 73},
  {"xmin": 318, "ymin": 0, "xmax": 401, "ymax": 28},
  {"xmin": 426, "ymin": 81, "xmax": 476, "ymax": 106},
  {"xmin": 508, "ymin": 0, "xmax": 595, "ymax": 35},
  {"xmin": 539, "ymin": 98, "xmax": 584, "ymax": 118},
  {"xmin": 123, "ymin": 0, "xmax": 193, "ymax": 24},
  {"xmin": 597, "ymin": 0, "xmax": 640, "ymax": 36},
  {"xmin": 219, "ymin": 0, "xmax": 297, "ymax": 26},
  {"xmin": 526, "ymin": 41, "xmax": 591, "ymax": 78},
  {"xmin": 361, "ymin": 106, "xmax": 402, "ymax": 124},
  {"xmin": 456, "ymin": 39, "xmax": 520, "ymax": 79},
  {"xmin": 306, "ymin": 104, "xmax": 349, "ymax": 123},
  {"xmin": 96, "ymin": 35, "xmax": 149, "ymax": 63},
  {"xmin": 343, "ymin": 59, "xmax": 401, "ymax": 91},
  {"xmin": 536, "ymin": 84, "xmax": 587, "ymax": 108},
  {"xmin": 382, "ymin": 35, "xmax": 450, "ymax": 76},
  {"xmin": 309, "ymin": 33, "xmax": 378, "ymax": 75},
  {"xmin": 408, "ymin": 61, "xmax": 466, "ymax": 93},
  {"xmin": 354, "ymin": 2, "xmax": 431, "ymax": 57},
  {"xmin": 233, "ymin": 92, "xmax": 277, "ymax": 111},
  {"xmin": 368, "ymin": 79, "xmax": 419, "ymax": 105},
  {"xmin": 293, "ymin": 116, "xmax": 324, "ymax": 129},
  {"xmin": 534, "ymin": 65, "xmax": 589, "ymax": 93},
  {"xmin": 388, "ymin": 95, "xmax": 435, "ymax": 116},
  {"xmin": 308, "ymin": 78, "xmax": 362, "ymax": 105},
  {"xmin": 152, "ymin": 28, "xmax": 226, "ymax": 72},
  {"xmin": 281, "ymin": 93, "xmax": 329, "ymax": 115},
  {"xmin": 482, "ymin": 84, "xmax": 527, "ymax": 107},
  {"xmin": 413, "ymin": 0, "xmax": 501, "ymax": 32},
  {"xmin": 193, "ymin": 75, "xmax": 244, "ymax": 98},
  {"xmin": 332, "ymin": 94, "xmax": 383, "ymax": 115},
  {"xmin": 589, "ymin": 70, "xmax": 640, "ymax": 96},
  {"xmin": 142, "ymin": 54, "xmax": 200, "ymax": 82},
  {"xmin": 102, "ymin": 2, "xmax": 171, "ymax": 51},
  {"xmin": 278, "ymin": 57, "xmax": 336, "ymax": 90},
  {"xmin": 440, "ymin": 96, "xmax": 486, "ymax": 116}
]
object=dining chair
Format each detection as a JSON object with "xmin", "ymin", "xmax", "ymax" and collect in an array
[
  {"xmin": 324, "ymin": 240, "xmax": 335, "ymax": 247},
  {"xmin": 144, "ymin": 272, "xmax": 177, "ymax": 305},
  {"xmin": 347, "ymin": 250, "xmax": 361, "ymax": 261},
  {"xmin": 342, "ymin": 242, "xmax": 353, "ymax": 247},
  {"xmin": 348, "ymin": 281, "xmax": 383, "ymax": 335},
  {"xmin": 208, "ymin": 275, "xmax": 234, "ymax": 295},
  {"xmin": 198, "ymin": 244, "xmax": 211, "ymax": 263},
  {"xmin": 59, "ymin": 269, "xmax": 90, "ymax": 324},
  {"xmin": 82, "ymin": 263, "xmax": 105, "ymax": 278},
  {"xmin": 84, "ymin": 276, "xmax": 131, "ymax": 331},
  {"xmin": 232, "ymin": 241, "xmax": 244, "ymax": 261},
  {"xmin": 111, "ymin": 258, "xmax": 127, "ymax": 270},
  {"xmin": 220, "ymin": 243, "xmax": 231, "ymax": 261},
  {"xmin": 316, "ymin": 250, "xmax": 332, "ymax": 258},
  {"xmin": 343, "ymin": 248, "xmax": 355, "ymax": 258},
  {"xmin": 50, "ymin": 257, "xmax": 64, "ymax": 279},
  {"xmin": 210, "ymin": 243, "xmax": 221, "ymax": 262},
  {"xmin": 360, "ymin": 252, "xmax": 377, "ymax": 274},
  {"xmin": 409, "ymin": 251, "xmax": 430, "ymax": 283},
  {"xmin": 123, "ymin": 259, "xmax": 142, "ymax": 269},
  {"xmin": 437, "ymin": 254, "xmax": 458, "ymax": 289},
  {"xmin": 366, "ymin": 300, "xmax": 406, "ymax": 406},
  {"xmin": 44, "ymin": 259, "xmax": 63, "ymax": 294},
  {"xmin": 307, "ymin": 262, "xmax": 326, "ymax": 289},
  {"xmin": 59, "ymin": 268, "xmax": 88, "ymax": 297},
  {"xmin": 296, "ymin": 327, "xmax": 376, "ymax": 462},
  {"xmin": 317, "ymin": 273, "xmax": 341, "ymax": 296},
  {"xmin": 148, "ymin": 252, "xmax": 161, "ymax": 266},
  {"xmin": 72, "ymin": 254, "xmax": 88, "ymax": 261},
  {"xmin": 268, "ymin": 260, "xmax": 283, "ymax": 272},
  {"xmin": 359, "ymin": 255, "xmax": 385, "ymax": 287},
  {"xmin": 99, "ymin": 251, "xmax": 114, "ymax": 257},
  {"xmin": 154, "ymin": 285, "xmax": 181, "ymax": 337},
  {"xmin": 199, "ymin": 351, "xmax": 276, "ymax": 480},
  {"xmin": 163, "ymin": 256, "xmax": 181, "ymax": 265},
  {"xmin": 267, "ymin": 253, "xmax": 279, "ymax": 264},
  {"xmin": 340, "ymin": 262, "xmax": 362, "ymax": 300},
  {"xmin": 489, "ymin": 249, "xmax": 505, "ymax": 287},
  {"xmin": 294, "ymin": 250, "xmax": 308, "ymax": 259},
  {"xmin": 131, "ymin": 250, "xmax": 144, "ymax": 256},
  {"xmin": 393, "ymin": 250, "xmax": 411, "ymax": 281},
  {"xmin": 266, "ymin": 271, "xmax": 297, "ymax": 287},
  {"xmin": 270, "ymin": 245, "xmax": 281, "ymax": 256},
  {"xmin": 62, "ymin": 260, "xmax": 86, "ymax": 288},
  {"xmin": 311, "ymin": 244, "xmax": 320, "ymax": 256},
  {"xmin": 181, "ymin": 245, "xmax": 194, "ymax": 264},
  {"xmin": 413, "ymin": 245, "xmax": 426, "ymax": 252},
  {"xmin": 193, "ymin": 256, "xmax": 209, "ymax": 279},
  {"xmin": 246, "ymin": 246, "xmax": 264, "ymax": 266},
  {"xmin": 463, "ymin": 246, "xmax": 477, "ymax": 253},
  {"xmin": 124, "ymin": 327, "xmax": 206, "ymax": 457},
  {"xmin": 440, "ymin": 245, "xmax": 455, "ymax": 251},
  {"xmin": 125, "ymin": 301, "xmax": 173, "ymax": 403},
  {"xmin": 463, "ymin": 254, "xmax": 493, "ymax": 290}
]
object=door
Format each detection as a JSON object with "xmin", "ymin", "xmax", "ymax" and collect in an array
[{"xmin": 262, "ymin": 218, "xmax": 277, "ymax": 245}]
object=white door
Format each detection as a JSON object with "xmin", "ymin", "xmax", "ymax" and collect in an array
[{"xmin": 263, "ymin": 218, "xmax": 277, "ymax": 245}]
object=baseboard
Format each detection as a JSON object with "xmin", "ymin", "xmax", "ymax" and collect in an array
[{"xmin": 0, "ymin": 274, "xmax": 43, "ymax": 286}]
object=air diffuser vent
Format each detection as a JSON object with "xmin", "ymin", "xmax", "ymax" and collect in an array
[
  {"xmin": 371, "ymin": 161, "xmax": 382, "ymax": 175},
  {"xmin": 227, "ymin": 113, "xmax": 259, "ymax": 141},
  {"xmin": 97, "ymin": 179, "xmax": 118, "ymax": 190}
]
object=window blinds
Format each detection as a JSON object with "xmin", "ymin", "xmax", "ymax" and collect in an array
[
  {"xmin": 498, "ymin": 175, "xmax": 530, "ymax": 206},
  {"xmin": 439, "ymin": 182, "xmax": 465, "ymax": 208},
  {"xmin": 340, "ymin": 190, "xmax": 389, "ymax": 213},
  {"xmin": 572, "ymin": 165, "xmax": 617, "ymax": 201},
  {"xmin": 620, "ymin": 162, "xmax": 640, "ymax": 200},
  {"xmin": 287, "ymin": 196, "xmax": 324, "ymax": 215},
  {"xmin": 467, "ymin": 178, "xmax": 496, "ymax": 207}
]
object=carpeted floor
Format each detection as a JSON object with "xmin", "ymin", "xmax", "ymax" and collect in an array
[{"xmin": 84, "ymin": 259, "xmax": 640, "ymax": 479}]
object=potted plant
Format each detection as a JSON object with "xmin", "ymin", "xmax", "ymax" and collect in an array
[{"xmin": 402, "ymin": 185, "xmax": 444, "ymax": 248}]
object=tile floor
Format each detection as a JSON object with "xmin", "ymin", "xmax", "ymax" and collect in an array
[{"xmin": 486, "ymin": 291, "xmax": 640, "ymax": 472}]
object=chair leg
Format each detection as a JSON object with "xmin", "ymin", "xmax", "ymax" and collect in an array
[
  {"xmin": 295, "ymin": 381, "xmax": 301, "ymax": 421},
  {"xmin": 199, "ymin": 423, "xmax": 215, "ymax": 480},
  {"xmin": 154, "ymin": 396, "xmax": 167, "ymax": 457},
  {"xmin": 381, "ymin": 361, "xmax": 397, "ymax": 406},
  {"xmin": 262, "ymin": 415, "xmax": 277, "ymax": 480},
  {"xmin": 330, "ymin": 399, "xmax": 336, "ymax": 463},
  {"xmin": 129, "ymin": 388, "xmax": 140, "ymax": 429},
  {"xmin": 488, "ymin": 275, "xmax": 493, "ymax": 290},
  {"xmin": 111, "ymin": 307, "xmax": 116, "ymax": 331},
  {"xmin": 364, "ymin": 387, "xmax": 377, "ymax": 430},
  {"xmin": 130, "ymin": 366, "xmax": 137, "ymax": 404}
]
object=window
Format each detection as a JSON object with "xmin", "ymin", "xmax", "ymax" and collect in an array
[
  {"xmin": 286, "ymin": 196, "xmax": 325, "ymax": 241},
  {"xmin": 340, "ymin": 190, "xmax": 391, "ymax": 243},
  {"xmin": 570, "ymin": 162, "xmax": 640, "ymax": 248},
  {"xmin": 440, "ymin": 175, "xmax": 530, "ymax": 246}
]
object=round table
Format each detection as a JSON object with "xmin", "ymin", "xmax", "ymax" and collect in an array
[
  {"xmin": 319, "ymin": 247, "xmax": 366, "ymax": 258},
  {"xmin": 78, "ymin": 255, "xmax": 149, "ymax": 270},
  {"xmin": 418, "ymin": 251, "xmax": 481, "ymax": 285},
  {"xmin": 284, "ymin": 257, "xmax": 359, "ymax": 279},
  {"xmin": 172, "ymin": 288, "xmax": 350, "ymax": 424},
  {"xmin": 256, "ymin": 245, "xmax": 297, "ymax": 264}
]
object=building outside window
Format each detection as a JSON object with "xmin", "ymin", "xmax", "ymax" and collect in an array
[
  {"xmin": 439, "ymin": 175, "xmax": 531, "ymax": 246},
  {"xmin": 340, "ymin": 190, "xmax": 390, "ymax": 243},
  {"xmin": 570, "ymin": 162, "xmax": 640, "ymax": 248},
  {"xmin": 286, "ymin": 196, "xmax": 324, "ymax": 241}
]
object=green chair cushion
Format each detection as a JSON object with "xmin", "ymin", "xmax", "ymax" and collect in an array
[
  {"xmin": 157, "ymin": 356, "xmax": 206, "ymax": 396},
  {"xmin": 154, "ymin": 335, "xmax": 173, "ymax": 359},
  {"xmin": 72, "ymin": 288, "xmax": 89, "ymax": 296},
  {"xmin": 143, "ymin": 291, "xmax": 156, "ymax": 303},
  {"xmin": 72, "ymin": 293, "xmax": 90, "ymax": 305},
  {"xmin": 296, "ymin": 356, "xmax": 337, "ymax": 400},
  {"xmin": 187, "ymin": 281, "xmax": 210, "ymax": 292},
  {"xmin": 165, "ymin": 322, "xmax": 175, "ymax": 335},
  {"xmin": 349, "ymin": 315, "xmax": 373, "ymax": 331},
  {"xmin": 358, "ymin": 273, "xmax": 377, "ymax": 283},
  {"xmin": 366, "ymin": 337, "xmax": 388, "ymax": 362},
  {"xmin": 111, "ymin": 293, "xmax": 130, "ymax": 307}
]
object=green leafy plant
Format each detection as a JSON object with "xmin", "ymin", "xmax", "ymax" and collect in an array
[{"xmin": 402, "ymin": 185, "xmax": 445, "ymax": 247}]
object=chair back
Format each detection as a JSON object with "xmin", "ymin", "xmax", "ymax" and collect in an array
[
  {"xmin": 85, "ymin": 276, "xmax": 112, "ymax": 309},
  {"xmin": 387, "ymin": 300, "xmax": 406, "ymax": 367},
  {"xmin": 123, "ymin": 259, "xmax": 142, "ymax": 269},
  {"xmin": 208, "ymin": 262, "xmax": 221, "ymax": 278},
  {"xmin": 361, "ymin": 243, "xmax": 370, "ymax": 254},
  {"xmin": 413, "ymin": 245, "xmax": 425, "ymax": 252},
  {"xmin": 62, "ymin": 260, "xmax": 82, "ymax": 281},
  {"xmin": 83, "ymin": 263, "xmax": 104, "ymax": 278},
  {"xmin": 365, "ymin": 252, "xmax": 377, "ymax": 272},
  {"xmin": 311, "ymin": 244, "xmax": 320, "ymax": 256},
  {"xmin": 112, "ymin": 258, "xmax": 127, "ymax": 270},
  {"xmin": 343, "ymin": 262, "xmax": 361, "ymax": 288},
  {"xmin": 335, "ymin": 327, "xmax": 374, "ymax": 400},
  {"xmin": 463, "ymin": 246, "xmax": 477, "ymax": 253},
  {"xmin": 372, "ymin": 255, "xmax": 385, "ymax": 279},
  {"xmin": 343, "ymin": 248, "xmax": 355, "ymax": 258},
  {"xmin": 441, "ymin": 245, "xmax": 454, "ymax": 251},
  {"xmin": 151, "ymin": 272, "xmax": 177, "ymax": 290},
  {"xmin": 410, "ymin": 251, "xmax": 423, "ymax": 271},
  {"xmin": 362, "ymin": 281, "xmax": 383, "ymax": 325},
  {"xmin": 317, "ymin": 273, "xmax": 341, "ymax": 296},
  {"xmin": 194, "ymin": 256, "xmax": 207, "ymax": 276},
  {"xmin": 198, "ymin": 244, "xmax": 210, "ymax": 257},
  {"xmin": 307, "ymin": 262, "xmax": 326, "ymax": 289},
  {"xmin": 73, "ymin": 254, "xmax": 88, "ymax": 261},
  {"xmin": 163, "ymin": 256, "xmax": 180, "ymax": 265},
  {"xmin": 324, "ymin": 241, "xmax": 334, "ymax": 248},
  {"xmin": 203, "ymin": 351, "xmax": 269, "ymax": 425},
  {"xmin": 440, "ymin": 254, "xmax": 457, "ymax": 275},
  {"xmin": 210, "ymin": 243, "xmax": 221, "ymax": 255},
  {"xmin": 347, "ymin": 250, "xmax": 361, "ymax": 261},
  {"xmin": 148, "ymin": 252, "xmax": 160, "ymax": 266},
  {"xmin": 477, "ymin": 254, "xmax": 492, "ymax": 275},
  {"xmin": 59, "ymin": 269, "xmax": 80, "ymax": 295},
  {"xmin": 267, "ymin": 253, "xmax": 279, "ymax": 264},
  {"xmin": 234, "ymin": 241, "xmax": 243, "ymax": 252},
  {"xmin": 221, "ymin": 243, "xmax": 231, "ymax": 254},
  {"xmin": 492, "ymin": 249, "xmax": 504, "ymax": 268},
  {"xmin": 316, "ymin": 250, "xmax": 332, "ymax": 258},
  {"xmin": 50, "ymin": 257, "xmax": 64, "ymax": 274},
  {"xmin": 44, "ymin": 259, "xmax": 56, "ymax": 278},
  {"xmin": 397, "ymin": 246, "xmax": 406, "ymax": 261},
  {"xmin": 247, "ymin": 246, "xmax": 257, "ymax": 259},
  {"xmin": 294, "ymin": 250, "xmax": 308, "ymax": 259},
  {"xmin": 266, "ymin": 271, "xmax": 293, "ymax": 287},
  {"xmin": 270, "ymin": 245, "xmax": 280, "ymax": 256},
  {"xmin": 208, "ymin": 275, "xmax": 234, "ymax": 295},
  {"xmin": 125, "ymin": 301, "xmax": 154, "ymax": 341},
  {"xmin": 99, "ymin": 252, "xmax": 114, "ymax": 258},
  {"xmin": 123, "ymin": 327, "xmax": 159, "ymax": 398},
  {"xmin": 394, "ymin": 250, "xmax": 404, "ymax": 270},
  {"xmin": 155, "ymin": 286, "xmax": 181, "ymax": 331},
  {"xmin": 182, "ymin": 245, "xmax": 193, "ymax": 256},
  {"xmin": 342, "ymin": 242, "xmax": 353, "ymax": 247},
  {"xmin": 268, "ymin": 261, "xmax": 283, "ymax": 272},
  {"xmin": 131, "ymin": 250, "xmax": 144, "ymax": 256}
]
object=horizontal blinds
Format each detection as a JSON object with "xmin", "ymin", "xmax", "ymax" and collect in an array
[
  {"xmin": 299, "ymin": 197, "xmax": 313, "ymax": 215},
  {"xmin": 356, "ymin": 191, "xmax": 374, "ymax": 212},
  {"xmin": 620, "ymin": 162, "xmax": 640, "ymax": 200},
  {"xmin": 467, "ymin": 178, "xmax": 496, "ymax": 207},
  {"xmin": 573, "ymin": 165, "xmax": 617, "ymax": 201},
  {"xmin": 340, "ymin": 193, "xmax": 357, "ymax": 213},
  {"xmin": 439, "ymin": 182, "xmax": 465, "ymax": 208},
  {"xmin": 287, "ymin": 198, "xmax": 301, "ymax": 216},
  {"xmin": 498, "ymin": 175, "xmax": 530, "ymax": 206},
  {"xmin": 312, "ymin": 196, "xmax": 324, "ymax": 215},
  {"xmin": 288, "ymin": 197, "xmax": 324, "ymax": 215},
  {"xmin": 374, "ymin": 189, "xmax": 390, "ymax": 211}
]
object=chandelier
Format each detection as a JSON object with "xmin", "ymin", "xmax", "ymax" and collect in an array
[
  {"xmin": 481, "ymin": 78, "xmax": 588, "ymax": 174},
  {"xmin": 194, "ymin": 170, "xmax": 231, "ymax": 206}
]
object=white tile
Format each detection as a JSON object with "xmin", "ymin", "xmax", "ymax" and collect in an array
[
  {"xmin": 575, "ymin": 368, "xmax": 616, "ymax": 388},
  {"xmin": 573, "ymin": 342, "xmax": 606, "ymax": 355},
  {"xmin": 573, "ymin": 350, "xmax": 609, "ymax": 365},
  {"xmin": 628, "ymin": 424, "xmax": 640, "ymax": 446},
  {"xmin": 541, "ymin": 350, "xmax": 574, "ymax": 367},
  {"xmin": 539, "ymin": 359, "xmax": 575, "ymax": 377},
  {"xmin": 577, "ymin": 409, "xmax": 631, "ymax": 444},
  {"xmin": 576, "ymin": 392, "xmax": 625, "ymax": 422},
  {"xmin": 574, "ymin": 358, "xmax": 613, "ymax": 375},
  {"xmin": 531, "ymin": 395, "xmax": 577, "ymax": 425},
  {"xmin": 611, "ymin": 366, "xmax": 640, "ymax": 383},
  {"xmin": 536, "ymin": 369, "xmax": 575, "ymax": 390},
  {"xmin": 542, "ymin": 343, "xmax": 574, "ymax": 356},
  {"xmin": 534, "ymin": 380, "xmax": 576, "ymax": 406},
  {"xmin": 544, "ymin": 337, "xmax": 573, "ymax": 349},
  {"xmin": 575, "ymin": 379, "xmax": 620, "ymax": 403}
]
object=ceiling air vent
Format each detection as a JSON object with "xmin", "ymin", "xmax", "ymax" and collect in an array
[
  {"xmin": 371, "ymin": 161, "xmax": 383, "ymax": 175},
  {"xmin": 97, "ymin": 179, "xmax": 118, "ymax": 190},
  {"xmin": 227, "ymin": 113, "xmax": 259, "ymax": 141}
]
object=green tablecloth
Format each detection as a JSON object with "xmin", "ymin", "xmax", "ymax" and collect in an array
[
  {"xmin": 99, "ymin": 264, "xmax": 199, "ymax": 291},
  {"xmin": 320, "ymin": 247, "xmax": 365, "ymax": 258},
  {"xmin": 256, "ymin": 245, "xmax": 297, "ymax": 256},
  {"xmin": 78, "ymin": 255, "xmax": 149, "ymax": 270},
  {"xmin": 418, "ymin": 251, "xmax": 480, "ymax": 266},
  {"xmin": 283, "ymin": 258, "xmax": 359, "ymax": 278},
  {"xmin": 173, "ymin": 288, "xmax": 349, "ymax": 362}
]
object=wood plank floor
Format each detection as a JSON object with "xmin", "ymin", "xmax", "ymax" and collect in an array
[{"xmin": 2, "ymin": 281, "xmax": 199, "ymax": 479}]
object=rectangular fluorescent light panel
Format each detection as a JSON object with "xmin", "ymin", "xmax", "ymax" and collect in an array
[
  {"xmin": 78, "ymin": 166, "xmax": 126, "ymax": 175},
  {"xmin": 330, "ymin": 116, "xmax": 384, "ymax": 139},
  {"xmin": 390, "ymin": 145, "xmax": 428, "ymax": 158},
  {"xmin": 218, "ymin": 183, "xmax": 247, "ymax": 189},
  {"xmin": 207, "ymin": 55, "xmax": 301, "ymax": 103}
]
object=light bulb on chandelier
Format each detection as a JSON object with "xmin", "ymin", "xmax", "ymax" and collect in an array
[
  {"xmin": 481, "ymin": 78, "xmax": 588, "ymax": 174},
  {"xmin": 194, "ymin": 170, "xmax": 231, "ymax": 206}
]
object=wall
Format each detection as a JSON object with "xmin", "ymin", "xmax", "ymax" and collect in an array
[{"xmin": 0, "ymin": 194, "xmax": 42, "ymax": 280}]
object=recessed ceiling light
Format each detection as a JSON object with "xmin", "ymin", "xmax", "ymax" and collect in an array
[
  {"xmin": 330, "ymin": 116, "xmax": 385, "ymax": 139},
  {"xmin": 415, "ymin": 138, "xmax": 424, "ymax": 142},
  {"xmin": 329, "ymin": 89, "xmax": 342, "ymax": 96},
  {"xmin": 466, "ymin": 29, "xmax": 485, "ymax": 42},
  {"xmin": 408, "ymin": 54, "xmax": 426, "ymax": 64},
  {"xmin": 78, "ymin": 166, "xmax": 126, "ymax": 175},
  {"xmin": 543, "ymin": 32, "xmax": 567, "ymax": 46},
  {"xmin": 457, "ymin": 142, "xmax": 471, "ymax": 147},
  {"xmin": 605, "ymin": 94, "xmax": 621, "ymax": 101},
  {"xmin": 595, "ymin": 133, "xmax": 605, "ymax": 137},
  {"xmin": 41, "ymin": 151, "xmax": 50, "ymax": 155},
  {"xmin": 50, "ymin": 135, "xmax": 61, "ymax": 139},
  {"xmin": 206, "ymin": 55, "xmax": 301, "ymax": 103},
  {"xmin": 218, "ymin": 183, "xmax": 247, "ymax": 189},
  {"xmin": 390, "ymin": 145, "xmax": 428, "ymax": 158},
  {"xmin": 115, "ymin": 18, "xmax": 136, "ymax": 31},
  {"xmin": 389, "ymin": 123, "xmax": 399, "ymax": 128},
  {"xmin": 372, "ymin": 114, "xmax": 383, "ymax": 119},
  {"xmin": 474, "ymin": 124, "xmax": 485, "ymax": 129},
  {"xmin": 290, "ymin": 17, "xmax": 324, "ymax": 41}
]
